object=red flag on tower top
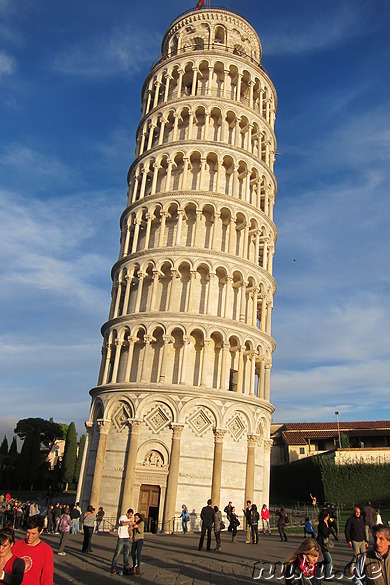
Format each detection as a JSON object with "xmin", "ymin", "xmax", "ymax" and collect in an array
[{"xmin": 195, "ymin": 0, "xmax": 205, "ymax": 10}]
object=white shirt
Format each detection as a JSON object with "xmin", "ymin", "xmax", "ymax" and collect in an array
[{"xmin": 118, "ymin": 514, "xmax": 131, "ymax": 538}]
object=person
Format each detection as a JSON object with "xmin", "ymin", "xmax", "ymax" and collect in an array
[
  {"xmin": 277, "ymin": 505, "xmax": 288, "ymax": 542},
  {"xmin": 284, "ymin": 538, "xmax": 322, "ymax": 585},
  {"xmin": 362, "ymin": 501, "xmax": 376, "ymax": 542},
  {"xmin": 228, "ymin": 506, "xmax": 240, "ymax": 543},
  {"xmin": 243, "ymin": 501, "xmax": 252, "ymax": 544},
  {"xmin": 316, "ymin": 509, "xmax": 333, "ymax": 580},
  {"xmin": 310, "ymin": 494, "xmax": 317, "ymax": 510},
  {"xmin": 198, "ymin": 499, "xmax": 215, "ymax": 551},
  {"xmin": 261, "ymin": 504, "xmax": 271, "ymax": 535},
  {"xmin": 250, "ymin": 504, "xmax": 260, "ymax": 544},
  {"xmin": 111, "ymin": 508, "xmax": 133, "ymax": 575},
  {"xmin": 304, "ymin": 517, "xmax": 315, "ymax": 538},
  {"xmin": 46, "ymin": 506, "xmax": 54, "ymax": 534},
  {"xmin": 326, "ymin": 503, "xmax": 339, "ymax": 541},
  {"xmin": 0, "ymin": 528, "xmax": 25, "ymax": 585},
  {"xmin": 224, "ymin": 501, "xmax": 233, "ymax": 524},
  {"xmin": 375, "ymin": 509, "xmax": 383, "ymax": 525},
  {"xmin": 130, "ymin": 513, "xmax": 144, "ymax": 576},
  {"xmin": 345, "ymin": 507, "xmax": 368, "ymax": 568},
  {"xmin": 81, "ymin": 505, "xmax": 96, "ymax": 553},
  {"xmin": 213, "ymin": 506, "xmax": 222, "ymax": 551},
  {"xmin": 95, "ymin": 506, "xmax": 105, "ymax": 533},
  {"xmin": 70, "ymin": 505, "xmax": 81, "ymax": 534},
  {"xmin": 12, "ymin": 515, "xmax": 53, "ymax": 585},
  {"xmin": 52, "ymin": 503, "xmax": 61, "ymax": 534},
  {"xmin": 57, "ymin": 506, "xmax": 72, "ymax": 556},
  {"xmin": 180, "ymin": 505, "xmax": 189, "ymax": 534},
  {"xmin": 353, "ymin": 524, "xmax": 390, "ymax": 585}
]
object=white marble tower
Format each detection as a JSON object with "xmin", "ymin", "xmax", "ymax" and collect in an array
[{"xmin": 78, "ymin": 6, "xmax": 277, "ymax": 532}]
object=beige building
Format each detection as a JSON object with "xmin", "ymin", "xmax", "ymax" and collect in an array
[
  {"xmin": 77, "ymin": 6, "xmax": 277, "ymax": 531},
  {"xmin": 271, "ymin": 421, "xmax": 390, "ymax": 465}
]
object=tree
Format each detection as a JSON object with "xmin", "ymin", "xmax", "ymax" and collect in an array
[
  {"xmin": 8, "ymin": 438, "xmax": 18, "ymax": 457},
  {"xmin": 14, "ymin": 418, "xmax": 65, "ymax": 449},
  {"xmin": 0, "ymin": 436, "xmax": 8, "ymax": 456},
  {"xmin": 340, "ymin": 433, "xmax": 351, "ymax": 448},
  {"xmin": 14, "ymin": 418, "xmax": 65, "ymax": 490},
  {"xmin": 73, "ymin": 434, "xmax": 86, "ymax": 485},
  {"xmin": 61, "ymin": 422, "xmax": 77, "ymax": 491}
]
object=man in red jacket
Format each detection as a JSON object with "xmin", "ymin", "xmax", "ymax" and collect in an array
[{"xmin": 13, "ymin": 515, "xmax": 53, "ymax": 585}]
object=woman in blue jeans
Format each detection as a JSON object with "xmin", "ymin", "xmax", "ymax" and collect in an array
[
  {"xmin": 317, "ymin": 510, "xmax": 333, "ymax": 579},
  {"xmin": 130, "ymin": 513, "xmax": 144, "ymax": 575},
  {"xmin": 180, "ymin": 504, "xmax": 189, "ymax": 533}
]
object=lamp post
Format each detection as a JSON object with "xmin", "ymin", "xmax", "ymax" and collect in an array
[{"xmin": 335, "ymin": 411, "xmax": 341, "ymax": 448}]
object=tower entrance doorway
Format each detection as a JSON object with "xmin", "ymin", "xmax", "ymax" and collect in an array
[{"xmin": 138, "ymin": 484, "xmax": 160, "ymax": 533}]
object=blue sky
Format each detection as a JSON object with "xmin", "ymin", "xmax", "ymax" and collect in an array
[{"xmin": 1, "ymin": 0, "xmax": 390, "ymax": 441}]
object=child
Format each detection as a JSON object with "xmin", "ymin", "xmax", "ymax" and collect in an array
[
  {"xmin": 375, "ymin": 509, "xmax": 383, "ymax": 525},
  {"xmin": 303, "ymin": 517, "xmax": 315, "ymax": 538}
]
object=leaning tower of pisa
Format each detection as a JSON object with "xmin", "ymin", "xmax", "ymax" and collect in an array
[{"xmin": 78, "ymin": 6, "xmax": 277, "ymax": 532}]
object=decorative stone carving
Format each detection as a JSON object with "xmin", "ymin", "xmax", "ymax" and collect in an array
[
  {"xmin": 112, "ymin": 403, "xmax": 132, "ymax": 431},
  {"xmin": 227, "ymin": 413, "xmax": 247, "ymax": 441},
  {"xmin": 187, "ymin": 408, "xmax": 214, "ymax": 437},
  {"xmin": 143, "ymin": 450, "xmax": 164, "ymax": 467},
  {"xmin": 144, "ymin": 405, "xmax": 172, "ymax": 433}
]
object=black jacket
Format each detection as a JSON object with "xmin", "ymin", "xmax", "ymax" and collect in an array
[
  {"xmin": 200, "ymin": 505, "xmax": 215, "ymax": 528},
  {"xmin": 345, "ymin": 514, "xmax": 366, "ymax": 543}
]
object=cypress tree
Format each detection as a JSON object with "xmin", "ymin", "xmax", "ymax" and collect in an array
[
  {"xmin": 62, "ymin": 422, "xmax": 77, "ymax": 491},
  {"xmin": 0, "ymin": 436, "xmax": 8, "ymax": 455},
  {"xmin": 73, "ymin": 434, "xmax": 86, "ymax": 484},
  {"xmin": 9, "ymin": 438, "xmax": 18, "ymax": 456}
]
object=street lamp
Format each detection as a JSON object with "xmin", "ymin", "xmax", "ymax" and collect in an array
[{"xmin": 335, "ymin": 411, "xmax": 341, "ymax": 448}]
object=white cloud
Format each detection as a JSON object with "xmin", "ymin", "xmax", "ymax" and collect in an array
[
  {"xmin": 0, "ymin": 50, "xmax": 16, "ymax": 77},
  {"xmin": 53, "ymin": 28, "xmax": 160, "ymax": 78},
  {"xmin": 261, "ymin": 3, "xmax": 382, "ymax": 56}
]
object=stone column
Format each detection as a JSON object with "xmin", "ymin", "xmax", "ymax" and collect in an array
[
  {"xmin": 124, "ymin": 336, "xmax": 137, "ymax": 381},
  {"xmin": 163, "ymin": 424, "xmax": 184, "ymax": 532},
  {"xmin": 211, "ymin": 429, "xmax": 226, "ymax": 507},
  {"xmin": 200, "ymin": 338, "xmax": 211, "ymax": 387},
  {"xmin": 244, "ymin": 434, "xmax": 258, "ymax": 504},
  {"xmin": 258, "ymin": 357, "xmax": 265, "ymax": 399},
  {"xmin": 158, "ymin": 335, "xmax": 171, "ymax": 382},
  {"xmin": 111, "ymin": 338, "xmax": 123, "ymax": 383},
  {"xmin": 219, "ymin": 342, "xmax": 230, "ymax": 391},
  {"xmin": 90, "ymin": 419, "xmax": 111, "ymax": 509},
  {"xmin": 121, "ymin": 419, "xmax": 142, "ymax": 514},
  {"xmin": 262, "ymin": 439, "xmax": 273, "ymax": 506},
  {"xmin": 75, "ymin": 421, "xmax": 93, "ymax": 504},
  {"xmin": 264, "ymin": 362, "xmax": 271, "ymax": 401},
  {"xmin": 179, "ymin": 336, "xmax": 190, "ymax": 384}
]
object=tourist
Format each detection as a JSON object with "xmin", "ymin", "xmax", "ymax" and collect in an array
[
  {"xmin": 261, "ymin": 503, "xmax": 271, "ymax": 535},
  {"xmin": 130, "ymin": 513, "xmax": 144, "ymax": 575},
  {"xmin": 224, "ymin": 501, "xmax": 233, "ymax": 524},
  {"xmin": 213, "ymin": 506, "xmax": 223, "ymax": 551},
  {"xmin": 354, "ymin": 524, "xmax": 390, "ymax": 585},
  {"xmin": 111, "ymin": 508, "xmax": 133, "ymax": 575},
  {"xmin": 277, "ymin": 505, "xmax": 288, "ymax": 542},
  {"xmin": 81, "ymin": 505, "xmax": 96, "ymax": 553},
  {"xmin": 362, "ymin": 501, "xmax": 376, "ymax": 542},
  {"xmin": 95, "ymin": 506, "xmax": 105, "ymax": 533},
  {"xmin": 180, "ymin": 504, "xmax": 189, "ymax": 534},
  {"xmin": 198, "ymin": 499, "xmax": 215, "ymax": 551},
  {"xmin": 57, "ymin": 506, "xmax": 72, "ymax": 556},
  {"xmin": 304, "ymin": 517, "xmax": 315, "ymax": 538},
  {"xmin": 243, "ymin": 500, "xmax": 252, "ymax": 544},
  {"xmin": 345, "ymin": 507, "xmax": 368, "ymax": 568},
  {"xmin": 250, "ymin": 504, "xmax": 260, "ymax": 544},
  {"xmin": 284, "ymin": 538, "xmax": 322, "ymax": 585},
  {"xmin": 13, "ymin": 515, "xmax": 53, "ymax": 585},
  {"xmin": 0, "ymin": 528, "xmax": 25, "ymax": 585},
  {"xmin": 317, "ymin": 509, "xmax": 333, "ymax": 580},
  {"xmin": 375, "ymin": 509, "xmax": 383, "ymax": 525},
  {"xmin": 70, "ymin": 505, "xmax": 81, "ymax": 534},
  {"xmin": 228, "ymin": 506, "xmax": 240, "ymax": 543}
]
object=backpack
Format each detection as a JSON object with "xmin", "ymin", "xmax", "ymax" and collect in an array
[{"xmin": 59, "ymin": 515, "xmax": 71, "ymax": 532}]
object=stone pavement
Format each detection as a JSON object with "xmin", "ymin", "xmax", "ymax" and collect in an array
[{"xmin": 32, "ymin": 529, "xmax": 353, "ymax": 585}]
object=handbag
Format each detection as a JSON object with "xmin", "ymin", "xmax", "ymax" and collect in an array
[{"xmin": 220, "ymin": 520, "xmax": 226, "ymax": 530}]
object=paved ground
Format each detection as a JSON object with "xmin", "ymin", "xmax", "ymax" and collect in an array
[{"xmin": 26, "ymin": 529, "xmax": 354, "ymax": 585}]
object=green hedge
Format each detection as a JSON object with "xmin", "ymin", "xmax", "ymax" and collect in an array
[{"xmin": 271, "ymin": 458, "xmax": 390, "ymax": 505}]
